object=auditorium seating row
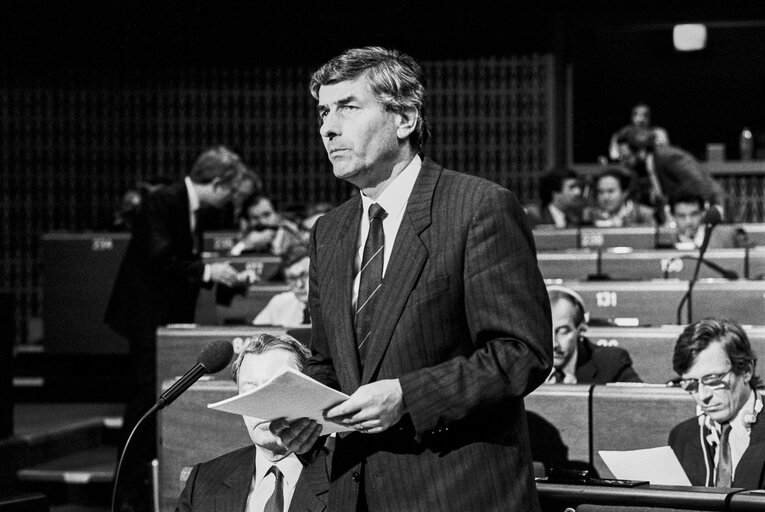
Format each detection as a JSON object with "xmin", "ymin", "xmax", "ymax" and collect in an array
[{"xmin": 160, "ymin": 379, "xmax": 757, "ymax": 512}]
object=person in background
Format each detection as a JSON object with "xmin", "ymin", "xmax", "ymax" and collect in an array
[
  {"xmin": 670, "ymin": 194, "xmax": 736, "ymax": 250},
  {"xmin": 105, "ymin": 145, "xmax": 247, "ymax": 512},
  {"xmin": 176, "ymin": 333, "xmax": 329, "ymax": 511},
  {"xmin": 252, "ymin": 244, "xmax": 311, "ymax": 326},
  {"xmin": 668, "ymin": 318, "xmax": 765, "ymax": 488},
  {"xmin": 547, "ymin": 285, "xmax": 642, "ymax": 384},
  {"xmin": 301, "ymin": 202, "xmax": 334, "ymax": 232},
  {"xmin": 583, "ymin": 166, "xmax": 655, "ymax": 227},
  {"xmin": 230, "ymin": 195, "xmax": 303, "ymax": 256},
  {"xmin": 526, "ymin": 167, "xmax": 584, "ymax": 228},
  {"xmin": 609, "ymin": 102, "xmax": 670, "ymax": 161},
  {"xmin": 615, "ymin": 127, "xmax": 724, "ymax": 222}
]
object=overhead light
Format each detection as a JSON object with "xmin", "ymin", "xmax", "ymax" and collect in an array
[{"xmin": 673, "ymin": 24, "xmax": 707, "ymax": 51}]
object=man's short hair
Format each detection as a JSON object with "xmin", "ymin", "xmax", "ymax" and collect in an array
[
  {"xmin": 616, "ymin": 127, "xmax": 656, "ymax": 152},
  {"xmin": 673, "ymin": 318, "xmax": 761, "ymax": 387},
  {"xmin": 231, "ymin": 333, "xmax": 311, "ymax": 382},
  {"xmin": 596, "ymin": 166, "xmax": 633, "ymax": 195},
  {"xmin": 539, "ymin": 168, "xmax": 579, "ymax": 207},
  {"xmin": 281, "ymin": 243, "xmax": 309, "ymax": 271},
  {"xmin": 310, "ymin": 46, "xmax": 430, "ymax": 151},
  {"xmin": 669, "ymin": 193, "xmax": 705, "ymax": 214},
  {"xmin": 189, "ymin": 146, "xmax": 247, "ymax": 186},
  {"xmin": 547, "ymin": 285, "xmax": 587, "ymax": 327}
]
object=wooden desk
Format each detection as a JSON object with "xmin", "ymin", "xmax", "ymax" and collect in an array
[
  {"xmin": 588, "ymin": 326, "xmax": 765, "ymax": 384},
  {"xmin": 156, "ymin": 325, "xmax": 285, "ymax": 397},
  {"xmin": 525, "ymin": 384, "xmax": 591, "ymax": 473},
  {"xmin": 159, "ymin": 379, "xmax": 247, "ymax": 512},
  {"xmin": 557, "ymin": 279, "xmax": 765, "ymax": 326},
  {"xmin": 591, "ymin": 385, "xmax": 696, "ymax": 478},
  {"xmin": 537, "ymin": 481, "xmax": 739, "ymax": 511}
]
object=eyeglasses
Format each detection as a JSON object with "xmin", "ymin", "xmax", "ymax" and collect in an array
[{"xmin": 679, "ymin": 370, "xmax": 733, "ymax": 394}]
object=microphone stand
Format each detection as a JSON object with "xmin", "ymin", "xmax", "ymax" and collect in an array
[
  {"xmin": 676, "ymin": 221, "xmax": 719, "ymax": 325},
  {"xmin": 111, "ymin": 404, "xmax": 160, "ymax": 512}
]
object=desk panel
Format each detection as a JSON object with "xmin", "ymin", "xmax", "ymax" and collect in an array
[
  {"xmin": 525, "ymin": 384, "xmax": 591, "ymax": 473},
  {"xmin": 156, "ymin": 325, "xmax": 285, "ymax": 397},
  {"xmin": 159, "ymin": 380, "xmax": 247, "ymax": 512},
  {"xmin": 591, "ymin": 385, "xmax": 696, "ymax": 478},
  {"xmin": 533, "ymin": 227, "xmax": 660, "ymax": 252},
  {"xmin": 559, "ymin": 280, "xmax": 765, "ymax": 326},
  {"xmin": 537, "ymin": 481, "xmax": 737, "ymax": 511}
]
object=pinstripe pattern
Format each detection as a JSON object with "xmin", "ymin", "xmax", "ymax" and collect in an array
[
  {"xmin": 354, "ymin": 203, "xmax": 386, "ymax": 364},
  {"xmin": 307, "ymin": 159, "xmax": 553, "ymax": 511}
]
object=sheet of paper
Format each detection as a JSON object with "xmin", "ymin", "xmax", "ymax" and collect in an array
[
  {"xmin": 599, "ymin": 446, "xmax": 692, "ymax": 485},
  {"xmin": 208, "ymin": 366, "xmax": 353, "ymax": 435}
]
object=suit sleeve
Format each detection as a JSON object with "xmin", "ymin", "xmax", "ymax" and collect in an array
[
  {"xmin": 174, "ymin": 464, "xmax": 200, "ymax": 512},
  {"xmin": 303, "ymin": 220, "xmax": 341, "ymax": 391},
  {"xmin": 613, "ymin": 349, "xmax": 642, "ymax": 383},
  {"xmin": 399, "ymin": 185, "xmax": 553, "ymax": 434},
  {"xmin": 141, "ymin": 189, "xmax": 205, "ymax": 290}
]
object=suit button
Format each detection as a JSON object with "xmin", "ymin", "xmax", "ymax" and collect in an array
[{"xmin": 352, "ymin": 472, "xmax": 361, "ymax": 482}]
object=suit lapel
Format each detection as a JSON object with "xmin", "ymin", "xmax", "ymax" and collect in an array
[
  {"xmin": 360, "ymin": 159, "xmax": 438, "ymax": 383},
  {"xmin": 217, "ymin": 449, "xmax": 256, "ymax": 512},
  {"xmin": 320, "ymin": 197, "xmax": 364, "ymax": 389},
  {"xmin": 574, "ymin": 341, "xmax": 597, "ymax": 383}
]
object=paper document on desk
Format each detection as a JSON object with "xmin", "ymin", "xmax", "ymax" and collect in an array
[
  {"xmin": 208, "ymin": 366, "xmax": 353, "ymax": 435},
  {"xmin": 599, "ymin": 446, "xmax": 692, "ymax": 485}
]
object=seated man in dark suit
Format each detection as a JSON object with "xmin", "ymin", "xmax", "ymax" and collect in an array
[
  {"xmin": 546, "ymin": 285, "xmax": 642, "ymax": 384},
  {"xmin": 526, "ymin": 167, "xmax": 584, "ymax": 228},
  {"xmin": 668, "ymin": 318, "xmax": 765, "ymax": 489},
  {"xmin": 176, "ymin": 333, "xmax": 329, "ymax": 511}
]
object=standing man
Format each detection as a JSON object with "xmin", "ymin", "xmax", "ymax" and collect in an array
[
  {"xmin": 271, "ymin": 47, "xmax": 552, "ymax": 511},
  {"xmin": 105, "ymin": 145, "xmax": 246, "ymax": 512}
]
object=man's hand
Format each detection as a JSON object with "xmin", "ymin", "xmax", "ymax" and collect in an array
[
  {"xmin": 324, "ymin": 379, "xmax": 406, "ymax": 434},
  {"xmin": 209, "ymin": 262, "xmax": 239, "ymax": 287},
  {"xmin": 240, "ymin": 229, "xmax": 275, "ymax": 252},
  {"xmin": 269, "ymin": 418, "xmax": 322, "ymax": 454}
]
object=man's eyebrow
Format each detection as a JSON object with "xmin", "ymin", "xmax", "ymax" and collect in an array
[{"xmin": 317, "ymin": 95, "xmax": 358, "ymax": 111}]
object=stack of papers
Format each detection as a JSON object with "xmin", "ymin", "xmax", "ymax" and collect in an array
[{"xmin": 208, "ymin": 367, "xmax": 353, "ymax": 435}]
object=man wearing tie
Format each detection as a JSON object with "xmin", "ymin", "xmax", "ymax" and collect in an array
[
  {"xmin": 271, "ymin": 47, "xmax": 552, "ymax": 511},
  {"xmin": 669, "ymin": 318, "xmax": 765, "ymax": 488},
  {"xmin": 106, "ymin": 146, "xmax": 246, "ymax": 511},
  {"xmin": 175, "ymin": 333, "xmax": 329, "ymax": 512}
]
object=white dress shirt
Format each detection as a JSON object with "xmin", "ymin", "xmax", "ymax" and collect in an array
[
  {"xmin": 245, "ymin": 448, "xmax": 303, "ymax": 512},
  {"xmin": 352, "ymin": 155, "xmax": 421, "ymax": 309}
]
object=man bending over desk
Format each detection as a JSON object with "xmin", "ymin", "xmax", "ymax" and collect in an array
[
  {"xmin": 547, "ymin": 285, "xmax": 642, "ymax": 384},
  {"xmin": 669, "ymin": 319, "xmax": 765, "ymax": 488}
]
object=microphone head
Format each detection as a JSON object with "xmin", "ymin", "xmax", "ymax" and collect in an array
[
  {"xmin": 196, "ymin": 340, "xmax": 234, "ymax": 374},
  {"xmin": 701, "ymin": 207, "xmax": 722, "ymax": 226}
]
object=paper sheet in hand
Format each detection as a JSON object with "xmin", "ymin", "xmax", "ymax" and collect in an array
[
  {"xmin": 208, "ymin": 367, "xmax": 352, "ymax": 435},
  {"xmin": 599, "ymin": 446, "xmax": 692, "ymax": 486}
]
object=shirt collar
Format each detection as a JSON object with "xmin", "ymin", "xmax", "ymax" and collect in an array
[
  {"xmin": 184, "ymin": 176, "xmax": 201, "ymax": 213},
  {"xmin": 360, "ymin": 155, "xmax": 421, "ymax": 217},
  {"xmin": 254, "ymin": 447, "xmax": 303, "ymax": 490}
]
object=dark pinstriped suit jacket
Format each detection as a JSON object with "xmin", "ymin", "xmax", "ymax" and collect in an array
[
  {"xmin": 175, "ymin": 445, "xmax": 328, "ymax": 512},
  {"xmin": 306, "ymin": 158, "xmax": 553, "ymax": 511}
]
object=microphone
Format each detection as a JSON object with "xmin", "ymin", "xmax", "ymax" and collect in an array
[
  {"xmin": 676, "ymin": 207, "xmax": 723, "ymax": 324},
  {"xmin": 736, "ymin": 227, "xmax": 752, "ymax": 279},
  {"xmin": 157, "ymin": 340, "xmax": 234, "ymax": 410},
  {"xmin": 701, "ymin": 207, "xmax": 722, "ymax": 226},
  {"xmin": 111, "ymin": 340, "xmax": 234, "ymax": 512},
  {"xmin": 676, "ymin": 255, "xmax": 739, "ymax": 280}
]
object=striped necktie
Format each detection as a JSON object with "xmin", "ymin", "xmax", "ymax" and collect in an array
[
  {"xmin": 264, "ymin": 465, "xmax": 284, "ymax": 512},
  {"xmin": 716, "ymin": 423, "xmax": 732, "ymax": 487},
  {"xmin": 355, "ymin": 203, "xmax": 387, "ymax": 366}
]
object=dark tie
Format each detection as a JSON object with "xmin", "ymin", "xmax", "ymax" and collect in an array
[
  {"xmin": 302, "ymin": 305, "xmax": 311, "ymax": 325},
  {"xmin": 716, "ymin": 423, "xmax": 732, "ymax": 487},
  {"xmin": 553, "ymin": 369, "xmax": 565, "ymax": 383},
  {"xmin": 355, "ymin": 203, "xmax": 387, "ymax": 366},
  {"xmin": 264, "ymin": 465, "xmax": 284, "ymax": 512}
]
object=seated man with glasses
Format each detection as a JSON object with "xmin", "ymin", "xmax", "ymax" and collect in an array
[
  {"xmin": 669, "ymin": 318, "xmax": 765, "ymax": 488},
  {"xmin": 252, "ymin": 243, "xmax": 311, "ymax": 326}
]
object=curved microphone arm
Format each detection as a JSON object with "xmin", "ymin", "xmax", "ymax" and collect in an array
[{"xmin": 676, "ymin": 217, "xmax": 720, "ymax": 324}]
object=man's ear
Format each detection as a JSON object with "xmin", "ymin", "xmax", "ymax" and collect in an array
[{"xmin": 395, "ymin": 107, "xmax": 418, "ymax": 140}]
